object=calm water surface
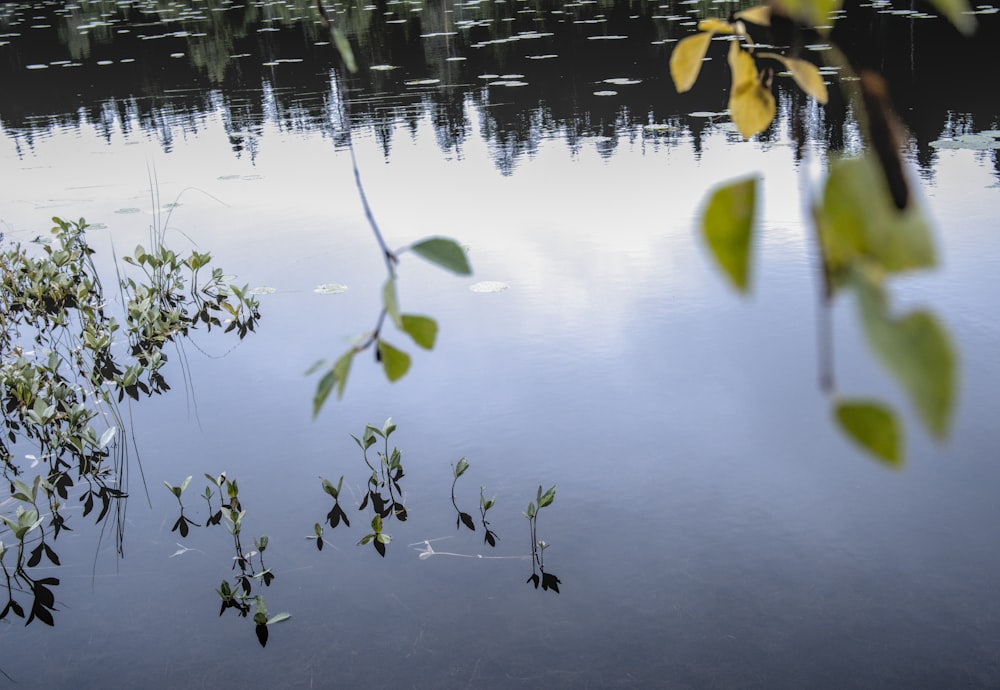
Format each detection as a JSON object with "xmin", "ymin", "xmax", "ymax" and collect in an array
[{"xmin": 2, "ymin": 0, "xmax": 1000, "ymax": 687}]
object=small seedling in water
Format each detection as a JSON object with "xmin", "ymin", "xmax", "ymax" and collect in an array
[
  {"xmin": 164, "ymin": 476, "xmax": 198, "ymax": 537},
  {"xmin": 525, "ymin": 485, "xmax": 561, "ymax": 593},
  {"xmin": 450, "ymin": 458, "xmax": 475, "ymax": 532}
]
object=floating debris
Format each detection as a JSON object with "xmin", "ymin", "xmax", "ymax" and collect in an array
[
  {"xmin": 470, "ymin": 281, "xmax": 509, "ymax": 293},
  {"xmin": 929, "ymin": 131, "xmax": 1000, "ymax": 150},
  {"xmin": 314, "ymin": 284, "xmax": 349, "ymax": 294}
]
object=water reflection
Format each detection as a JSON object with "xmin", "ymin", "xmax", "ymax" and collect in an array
[{"xmin": 3, "ymin": 0, "xmax": 998, "ymax": 176}]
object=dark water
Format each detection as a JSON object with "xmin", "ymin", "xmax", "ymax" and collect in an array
[{"xmin": 2, "ymin": 1, "xmax": 1000, "ymax": 687}]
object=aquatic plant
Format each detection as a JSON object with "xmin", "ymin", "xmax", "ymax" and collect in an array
[
  {"xmin": 170, "ymin": 474, "xmax": 290, "ymax": 647},
  {"xmin": 450, "ymin": 458, "xmax": 476, "ymax": 532},
  {"xmin": 0, "ymin": 211, "xmax": 262, "ymax": 627},
  {"xmin": 525, "ymin": 485, "xmax": 560, "ymax": 593},
  {"xmin": 669, "ymin": 2, "xmax": 966, "ymax": 466},
  {"xmin": 448, "ymin": 457, "xmax": 499, "ymax": 547}
]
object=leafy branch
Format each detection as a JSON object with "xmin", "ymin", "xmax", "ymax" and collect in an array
[{"xmin": 670, "ymin": 1, "xmax": 967, "ymax": 466}]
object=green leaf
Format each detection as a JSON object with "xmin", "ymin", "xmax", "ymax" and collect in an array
[
  {"xmin": 313, "ymin": 350, "xmax": 354, "ymax": 416},
  {"xmin": 538, "ymin": 486, "xmax": 556, "ymax": 508},
  {"xmin": 669, "ymin": 31, "xmax": 713, "ymax": 93},
  {"xmin": 321, "ymin": 477, "xmax": 341, "ymax": 498},
  {"xmin": 817, "ymin": 155, "xmax": 936, "ymax": 288},
  {"xmin": 377, "ymin": 340, "xmax": 411, "ymax": 382},
  {"xmin": 701, "ymin": 175, "xmax": 758, "ymax": 293},
  {"xmin": 454, "ymin": 457, "xmax": 470, "ymax": 478},
  {"xmin": 926, "ymin": 0, "xmax": 976, "ymax": 35},
  {"xmin": 163, "ymin": 480, "xmax": 181, "ymax": 498},
  {"xmin": 854, "ymin": 276, "xmax": 956, "ymax": 440},
  {"xmin": 313, "ymin": 370, "xmax": 336, "ymax": 418},
  {"xmin": 408, "ymin": 237, "xmax": 472, "ymax": 275},
  {"xmin": 332, "ymin": 26, "xmax": 357, "ymax": 73},
  {"xmin": 833, "ymin": 399, "xmax": 903, "ymax": 466},
  {"xmin": 10, "ymin": 479, "xmax": 34, "ymax": 503},
  {"xmin": 382, "ymin": 278, "xmax": 402, "ymax": 328},
  {"xmin": 267, "ymin": 612, "xmax": 292, "ymax": 625},
  {"xmin": 771, "ymin": 0, "xmax": 842, "ymax": 27},
  {"xmin": 381, "ymin": 417, "xmax": 396, "ymax": 437},
  {"xmin": 400, "ymin": 314, "xmax": 438, "ymax": 349},
  {"xmin": 371, "ymin": 514, "xmax": 383, "ymax": 533}
]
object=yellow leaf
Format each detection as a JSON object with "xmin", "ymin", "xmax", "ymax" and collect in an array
[
  {"xmin": 733, "ymin": 6, "xmax": 772, "ymax": 25},
  {"xmin": 727, "ymin": 41, "xmax": 775, "ymax": 139},
  {"xmin": 697, "ymin": 18, "xmax": 735, "ymax": 34},
  {"xmin": 670, "ymin": 32, "xmax": 713, "ymax": 93},
  {"xmin": 759, "ymin": 52, "xmax": 828, "ymax": 104}
]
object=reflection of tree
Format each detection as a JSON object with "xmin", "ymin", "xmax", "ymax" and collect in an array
[{"xmin": 1, "ymin": 0, "xmax": 996, "ymax": 169}]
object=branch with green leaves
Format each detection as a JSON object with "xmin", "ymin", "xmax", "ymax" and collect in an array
[
  {"xmin": 670, "ymin": 1, "xmax": 968, "ymax": 467},
  {"xmin": 309, "ymin": 236, "xmax": 471, "ymax": 415}
]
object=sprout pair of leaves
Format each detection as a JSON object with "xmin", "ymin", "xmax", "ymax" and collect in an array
[
  {"xmin": 164, "ymin": 476, "xmax": 199, "ymax": 537},
  {"xmin": 358, "ymin": 514, "xmax": 391, "ymax": 557},
  {"xmin": 311, "ymin": 237, "xmax": 472, "ymax": 415},
  {"xmin": 252, "ymin": 595, "xmax": 291, "ymax": 648},
  {"xmin": 699, "ymin": 155, "xmax": 955, "ymax": 466},
  {"xmin": 670, "ymin": 10, "xmax": 828, "ymax": 139},
  {"xmin": 310, "ymin": 476, "xmax": 351, "ymax": 552}
]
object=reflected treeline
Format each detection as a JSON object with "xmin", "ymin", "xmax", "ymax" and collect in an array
[{"xmin": 2, "ymin": 0, "xmax": 998, "ymax": 172}]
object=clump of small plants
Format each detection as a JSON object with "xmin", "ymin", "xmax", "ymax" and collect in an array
[
  {"xmin": 314, "ymin": 418, "xmax": 406, "ymax": 557},
  {"xmin": 0, "ymin": 215, "xmax": 262, "ymax": 627},
  {"xmin": 167, "ymin": 472, "xmax": 289, "ymax": 647}
]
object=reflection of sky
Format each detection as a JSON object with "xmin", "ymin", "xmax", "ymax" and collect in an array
[{"xmin": 3, "ymin": 94, "xmax": 1000, "ymax": 687}]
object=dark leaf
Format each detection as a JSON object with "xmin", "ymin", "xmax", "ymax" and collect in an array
[
  {"xmin": 255, "ymin": 623, "xmax": 269, "ymax": 647},
  {"xmin": 316, "ymin": 537, "xmax": 324, "ymax": 552},
  {"xmin": 28, "ymin": 543, "xmax": 43, "ymax": 568},
  {"xmin": 485, "ymin": 531, "xmax": 497, "ymax": 548},
  {"xmin": 374, "ymin": 539, "xmax": 386, "ymax": 558},
  {"xmin": 178, "ymin": 517, "xmax": 189, "ymax": 538},
  {"xmin": 459, "ymin": 512, "xmax": 476, "ymax": 531},
  {"xmin": 81, "ymin": 491, "xmax": 94, "ymax": 517},
  {"xmin": 171, "ymin": 516, "xmax": 183, "ymax": 534},
  {"xmin": 541, "ymin": 571, "xmax": 562, "ymax": 594},
  {"xmin": 43, "ymin": 543, "xmax": 60, "ymax": 566},
  {"xmin": 10, "ymin": 600, "xmax": 24, "ymax": 618},
  {"xmin": 527, "ymin": 573, "xmax": 540, "ymax": 589},
  {"xmin": 393, "ymin": 504, "xmax": 408, "ymax": 522},
  {"xmin": 262, "ymin": 571, "xmax": 275, "ymax": 586},
  {"xmin": 28, "ymin": 602, "xmax": 55, "ymax": 627}
]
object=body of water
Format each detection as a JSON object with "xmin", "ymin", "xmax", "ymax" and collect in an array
[{"xmin": 2, "ymin": 0, "xmax": 1000, "ymax": 687}]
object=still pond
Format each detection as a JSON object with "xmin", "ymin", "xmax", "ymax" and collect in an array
[{"xmin": 2, "ymin": 0, "xmax": 1000, "ymax": 687}]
